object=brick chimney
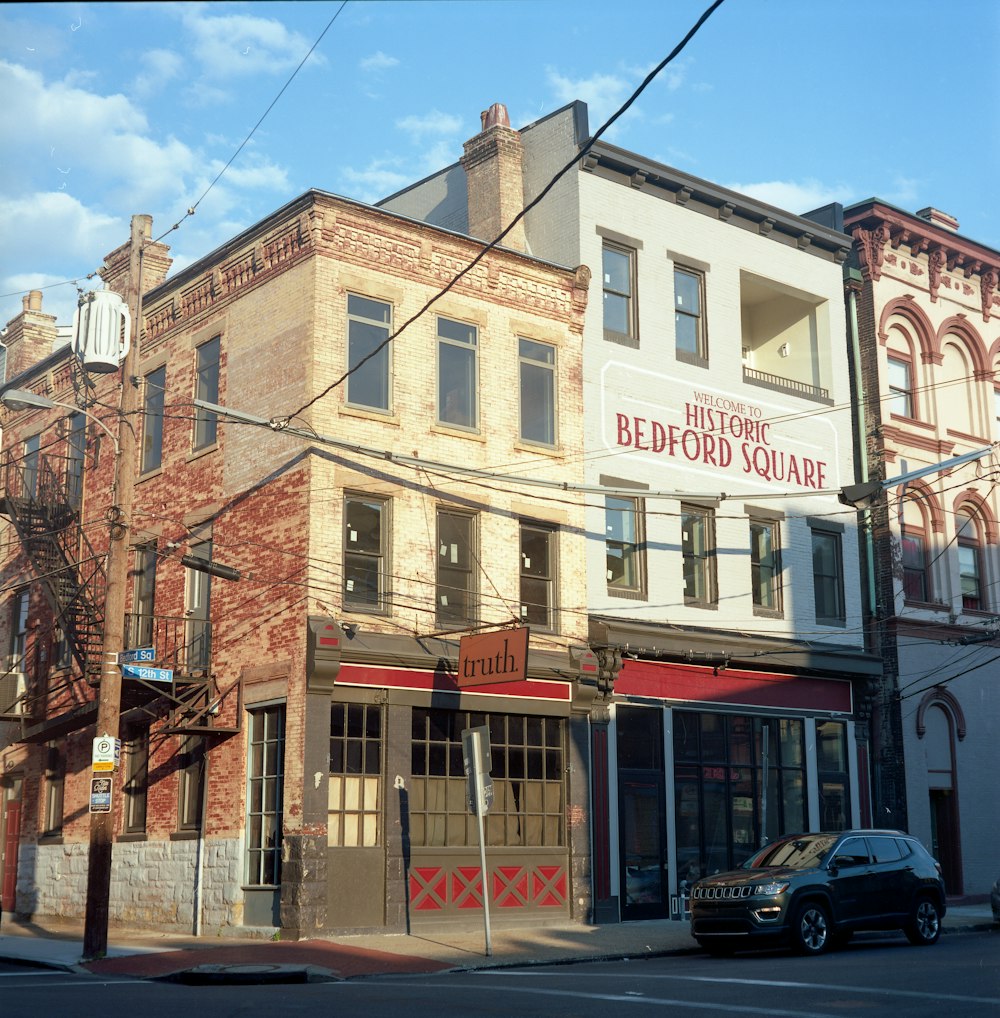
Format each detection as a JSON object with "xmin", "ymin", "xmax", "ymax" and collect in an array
[
  {"xmin": 461, "ymin": 103, "xmax": 527, "ymax": 252},
  {"xmin": 2, "ymin": 290, "xmax": 57, "ymax": 379},
  {"xmin": 99, "ymin": 216, "xmax": 172, "ymax": 297}
]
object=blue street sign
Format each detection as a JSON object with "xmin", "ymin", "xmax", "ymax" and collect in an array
[
  {"xmin": 118, "ymin": 647, "xmax": 156, "ymax": 663},
  {"xmin": 121, "ymin": 663, "xmax": 173, "ymax": 684}
]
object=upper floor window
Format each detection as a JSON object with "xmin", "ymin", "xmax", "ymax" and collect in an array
[
  {"xmin": 131, "ymin": 541, "xmax": 158, "ymax": 648},
  {"xmin": 141, "ymin": 365, "xmax": 166, "ymax": 473},
  {"xmin": 956, "ymin": 510, "xmax": 985, "ymax": 611},
  {"xmin": 346, "ymin": 294, "xmax": 392, "ymax": 412},
  {"xmin": 901, "ymin": 497, "xmax": 931, "ymax": 603},
  {"xmin": 811, "ymin": 525, "xmax": 845, "ymax": 626},
  {"xmin": 436, "ymin": 508, "xmax": 477, "ymax": 628},
  {"xmin": 674, "ymin": 266, "xmax": 707, "ymax": 364},
  {"xmin": 519, "ymin": 521, "xmax": 557, "ymax": 631},
  {"xmin": 887, "ymin": 354, "xmax": 915, "ymax": 418},
  {"xmin": 343, "ymin": 494, "xmax": 390, "ymax": 613},
  {"xmin": 22, "ymin": 433, "xmax": 40, "ymax": 499},
  {"xmin": 65, "ymin": 413, "xmax": 86, "ymax": 508},
  {"xmin": 193, "ymin": 336, "xmax": 220, "ymax": 450},
  {"xmin": 682, "ymin": 504, "xmax": 717, "ymax": 607},
  {"xmin": 605, "ymin": 494, "xmax": 644, "ymax": 596},
  {"xmin": 750, "ymin": 516, "xmax": 781, "ymax": 613},
  {"xmin": 602, "ymin": 242, "xmax": 637, "ymax": 346},
  {"xmin": 9, "ymin": 588, "xmax": 29, "ymax": 666},
  {"xmin": 519, "ymin": 338, "xmax": 556, "ymax": 446},
  {"xmin": 437, "ymin": 317, "xmax": 478, "ymax": 430}
]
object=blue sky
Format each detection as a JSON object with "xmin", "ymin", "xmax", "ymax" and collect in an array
[{"xmin": 1, "ymin": 0, "xmax": 997, "ymax": 330}]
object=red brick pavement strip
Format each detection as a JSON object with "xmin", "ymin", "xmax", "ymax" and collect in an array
[{"xmin": 83, "ymin": 940, "xmax": 452, "ymax": 980}]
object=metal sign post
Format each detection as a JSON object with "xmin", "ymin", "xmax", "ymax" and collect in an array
[{"xmin": 462, "ymin": 725, "xmax": 493, "ymax": 957}]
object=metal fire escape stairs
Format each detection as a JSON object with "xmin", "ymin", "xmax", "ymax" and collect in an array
[{"xmin": 2, "ymin": 452, "xmax": 106, "ymax": 679}]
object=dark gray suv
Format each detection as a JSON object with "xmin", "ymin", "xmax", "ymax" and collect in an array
[{"xmin": 689, "ymin": 830, "xmax": 946, "ymax": 956}]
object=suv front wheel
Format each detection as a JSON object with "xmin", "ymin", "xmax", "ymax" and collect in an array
[
  {"xmin": 792, "ymin": 901, "xmax": 830, "ymax": 955},
  {"xmin": 905, "ymin": 896, "xmax": 941, "ymax": 946}
]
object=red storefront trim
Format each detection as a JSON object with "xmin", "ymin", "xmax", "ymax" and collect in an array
[
  {"xmin": 617, "ymin": 659, "xmax": 852, "ymax": 714},
  {"xmin": 337, "ymin": 663, "xmax": 571, "ymax": 702}
]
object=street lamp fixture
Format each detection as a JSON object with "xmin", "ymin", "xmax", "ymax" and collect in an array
[{"xmin": 1, "ymin": 386, "xmax": 120, "ymax": 454}]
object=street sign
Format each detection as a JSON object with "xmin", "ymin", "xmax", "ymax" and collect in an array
[
  {"xmin": 121, "ymin": 663, "xmax": 173, "ymax": 683},
  {"xmin": 90, "ymin": 776, "xmax": 112, "ymax": 814},
  {"xmin": 92, "ymin": 735, "xmax": 120, "ymax": 772},
  {"xmin": 118, "ymin": 646, "xmax": 155, "ymax": 663}
]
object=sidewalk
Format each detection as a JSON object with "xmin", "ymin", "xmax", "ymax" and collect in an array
[{"xmin": 0, "ymin": 904, "xmax": 994, "ymax": 984}]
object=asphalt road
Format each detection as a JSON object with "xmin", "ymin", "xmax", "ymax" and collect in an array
[{"xmin": 1, "ymin": 929, "xmax": 997, "ymax": 1017}]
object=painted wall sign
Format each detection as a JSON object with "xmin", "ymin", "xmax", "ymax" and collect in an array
[{"xmin": 601, "ymin": 363, "xmax": 841, "ymax": 492}]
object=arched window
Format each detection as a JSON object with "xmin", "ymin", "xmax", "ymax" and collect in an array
[
  {"xmin": 955, "ymin": 509, "xmax": 985, "ymax": 611},
  {"xmin": 885, "ymin": 328, "xmax": 918, "ymax": 419},
  {"xmin": 901, "ymin": 496, "xmax": 931, "ymax": 603}
]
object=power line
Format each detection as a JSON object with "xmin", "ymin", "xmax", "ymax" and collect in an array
[{"xmin": 282, "ymin": 0, "xmax": 728, "ymax": 422}]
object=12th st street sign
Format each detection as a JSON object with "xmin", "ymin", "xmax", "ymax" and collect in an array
[{"xmin": 121, "ymin": 663, "xmax": 173, "ymax": 683}]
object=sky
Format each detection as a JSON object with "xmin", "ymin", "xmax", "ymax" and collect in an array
[{"xmin": 1, "ymin": 0, "xmax": 998, "ymax": 331}]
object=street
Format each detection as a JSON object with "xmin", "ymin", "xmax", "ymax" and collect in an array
[{"xmin": 1, "ymin": 930, "xmax": 997, "ymax": 1017}]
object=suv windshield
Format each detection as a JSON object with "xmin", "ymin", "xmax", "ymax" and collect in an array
[{"xmin": 747, "ymin": 835, "xmax": 838, "ymax": 870}]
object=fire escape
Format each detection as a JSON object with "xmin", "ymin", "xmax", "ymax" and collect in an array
[{"xmin": 0, "ymin": 447, "xmax": 240, "ymax": 738}]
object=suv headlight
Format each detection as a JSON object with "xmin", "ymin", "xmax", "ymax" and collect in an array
[{"xmin": 753, "ymin": 881, "xmax": 789, "ymax": 896}]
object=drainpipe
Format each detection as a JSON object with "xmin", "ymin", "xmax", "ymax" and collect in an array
[{"xmin": 845, "ymin": 267, "xmax": 876, "ymax": 624}]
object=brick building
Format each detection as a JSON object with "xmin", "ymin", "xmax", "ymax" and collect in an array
[
  {"xmin": 836, "ymin": 199, "xmax": 1000, "ymax": 899},
  {"xmin": 383, "ymin": 102, "xmax": 881, "ymax": 922},
  {"xmin": 1, "ymin": 192, "xmax": 594, "ymax": 937}
]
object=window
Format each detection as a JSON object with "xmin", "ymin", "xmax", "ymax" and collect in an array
[
  {"xmin": 811, "ymin": 526, "xmax": 845, "ymax": 625},
  {"xmin": 437, "ymin": 316, "xmax": 478, "ymax": 429},
  {"xmin": 131, "ymin": 541, "xmax": 157, "ymax": 648},
  {"xmin": 750, "ymin": 517, "xmax": 781, "ymax": 612},
  {"xmin": 66, "ymin": 413, "xmax": 85, "ymax": 508},
  {"xmin": 177, "ymin": 734, "xmax": 206, "ymax": 831},
  {"xmin": 346, "ymin": 294, "xmax": 391, "ymax": 412},
  {"xmin": 605, "ymin": 495, "xmax": 644, "ymax": 594},
  {"xmin": 329, "ymin": 703, "xmax": 381, "ymax": 848},
  {"xmin": 816, "ymin": 720, "xmax": 850, "ymax": 831},
  {"xmin": 682, "ymin": 504, "xmax": 716, "ymax": 607},
  {"xmin": 185, "ymin": 538, "xmax": 212, "ymax": 673},
  {"xmin": 518, "ymin": 338, "xmax": 556, "ymax": 446},
  {"xmin": 247, "ymin": 705, "xmax": 284, "ymax": 884},
  {"xmin": 9, "ymin": 589, "xmax": 29, "ymax": 666},
  {"xmin": 22, "ymin": 433, "xmax": 40, "ymax": 499},
  {"xmin": 956, "ymin": 511, "xmax": 985, "ymax": 611},
  {"xmin": 436, "ymin": 509, "xmax": 477, "ymax": 628},
  {"xmin": 901, "ymin": 497, "xmax": 931, "ymax": 603},
  {"xmin": 343, "ymin": 495, "xmax": 390, "ymax": 613},
  {"xmin": 887, "ymin": 354, "xmax": 915, "ymax": 418},
  {"xmin": 520, "ymin": 521, "xmax": 557, "ymax": 631},
  {"xmin": 141, "ymin": 365, "xmax": 166, "ymax": 473},
  {"xmin": 122, "ymin": 725, "xmax": 149, "ymax": 835},
  {"xmin": 193, "ymin": 336, "xmax": 220, "ymax": 450},
  {"xmin": 675, "ymin": 266, "xmax": 707, "ymax": 363},
  {"xmin": 42, "ymin": 741, "xmax": 64, "ymax": 837},
  {"xmin": 410, "ymin": 707, "xmax": 565, "ymax": 848},
  {"xmin": 602, "ymin": 242, "xmax": 637, "ymax": 346}
]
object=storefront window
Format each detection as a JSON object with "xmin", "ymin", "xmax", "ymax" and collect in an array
[
  {"xmin": 817, "ymin": 719, "xmax": 850, "ymax": 830},
  {"xmin": 673, "ymin": 711, "xmax": 806, "ymax": 879},
  {"xmin": 410, "ymin": 708, "xmax": 564, "ymax": 849}
]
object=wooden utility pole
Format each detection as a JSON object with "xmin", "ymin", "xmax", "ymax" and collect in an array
[{"xmin": 82, "ymin": 214, "xmax": 149, "ymax": 960}]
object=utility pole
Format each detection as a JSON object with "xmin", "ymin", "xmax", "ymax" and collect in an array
[{"xmin": 82, "ymin": 214, "xmax": 148, "ymax": 960}]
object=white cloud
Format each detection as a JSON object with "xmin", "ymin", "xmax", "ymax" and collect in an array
[
  {"xmin": 0, "ymin": 192, "xmax": 125, "ymax": 327},
  {"xmin": 360, "ymin": 51, "xmax": 399, "ymax": 72},
  {"xmin": 545, "ymin": 68, "xmax": 642, "ymax": 138},
  {"xmin": 723, "ymin": 178, "xmax": 854, "ymax": 216},
  {"xmin": 179, "ymin": 9, "xmax": 325, "ymax": 79},
  {"xmin": 395, "ymin": 110, "xmax": 463, "ymax": 138},
  {"xmin": 131, "ymin": 48, "xmax": 185, "ymax": 99},
  {"xmin": 340, "ymin": 161, "xmax": 410, "ymax": 205}
]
